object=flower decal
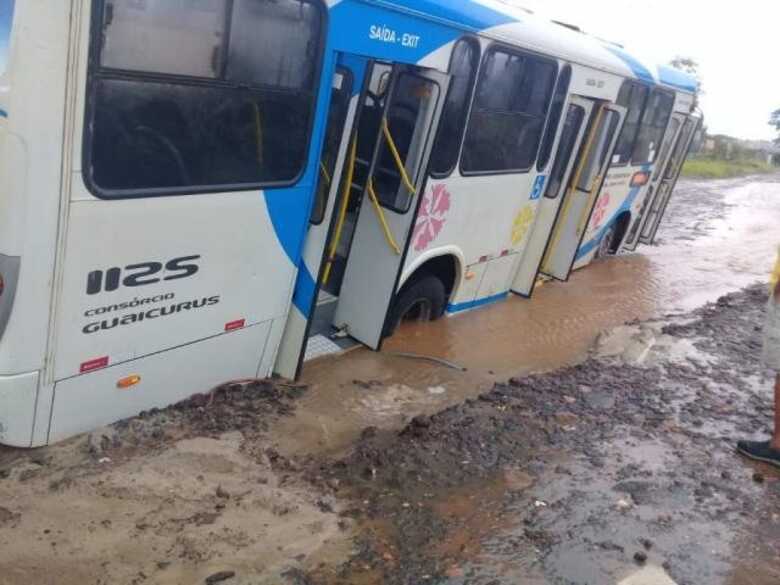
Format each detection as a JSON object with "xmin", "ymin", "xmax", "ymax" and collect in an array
[
  {"xmin": 591, "ymin": 193, "xmax": 611, "ymax": 230},
  {"xmin": 413, "ymin": 184, "xmax": 451, "ymax": 252},
  {"xmin": 511, "ymin": 205, "xmax": 535, "ymax": 246}
]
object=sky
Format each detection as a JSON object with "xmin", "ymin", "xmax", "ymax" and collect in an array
[{"xmin": 509, "ymin": 0, "xmax": 780, "ymax": 141}]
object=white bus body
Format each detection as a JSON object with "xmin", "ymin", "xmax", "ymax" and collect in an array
[{"xmin": 0, "ymin": 0, "xmax": 699, "ymax": 447}]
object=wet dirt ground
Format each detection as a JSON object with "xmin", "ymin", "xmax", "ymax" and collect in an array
[
  {"xmin": 274, "ymin": 174, "xmax": 780, "ymax": 458},
  {"xmin": 1, "ymin": 174, "xmax": 779, "ymax": 585}
]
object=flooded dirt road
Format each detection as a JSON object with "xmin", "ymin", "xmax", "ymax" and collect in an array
[
  {"xmin": 276, "ymin": 174, "xmax": 780, "ymax": 458},
  {"xmin": 0, "ymin": 175, "xmax": 779, "ymax": 585}
]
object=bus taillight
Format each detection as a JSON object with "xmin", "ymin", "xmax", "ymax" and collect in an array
[{"xmin": 0, "ymin": 273, "xmax": 4, "ymax": 297}]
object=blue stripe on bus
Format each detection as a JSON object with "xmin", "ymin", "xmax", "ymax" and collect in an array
[
  {"xmin": 605, "ymin": 46, "xmax": 655, "ymax": 84},
  {"xmin": 0, "ymin": 109, "xmax": 7, "ymax": 118},
  {"xmin": 657, "ymin": 64, "xmax": 698, "ymax": 93},
  {"xmin": 575, "ymin": 164, "xmax": 652, "ymax": 260},
  {"xmin": 292, "ymin": 266, "xmax": 318, "ymax": 316},
  {"xmin": 447, "ymin": 291, "xmax": 508, "ymax": 314}
]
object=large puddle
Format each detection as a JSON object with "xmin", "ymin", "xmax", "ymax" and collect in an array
[{"xmin": 279, "ymin": 174, "xmax": 780, "ymax": 459}]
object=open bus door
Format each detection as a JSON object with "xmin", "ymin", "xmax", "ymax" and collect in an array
[
  {"xmin": 512, "ymin": 98, "xmax": 590, "ymax": 297},
  {"xmin": 275, "ymin": 60, "xmax": 449, "ymax": 378},
  {"xmin": 274, "ymin": 55, "xmax": 368, "ymax": 379},
  {"xmin": 637, "ymin": 114, "xmax": 701, "ymax": 244},
  {"xmin": 334, "ymin": 67, "xmax": 449, "ymax": 349},
  {"xmin": 621, "ymin": 111, "xmax": 685, "ymax": 251},
  {"xmin": 540, "ymin": 99, "xmax": 626, "ymax": 281}
]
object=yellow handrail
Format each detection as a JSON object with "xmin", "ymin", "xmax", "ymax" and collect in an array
[
  {"xmin": 322, "ymin": 138, "xmax": 357, "ymax": 285},
  {"xmin": 322, "ymin": 118, "xmax": 415, "ymax": 284},
  {"xmin": 367, "ymin": 178, "xmax": 402, "ymax": 255},
  {"xmin": 382, "ymin": 118, "xmax": 417, "ymax": 195}
]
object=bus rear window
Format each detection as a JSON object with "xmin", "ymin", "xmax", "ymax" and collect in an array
[
  {"xmin": 0, "ymin": 0, "xmax": 14, "ymax": 75},
  {"xmin": 87, "ymin": 0, "xmax": 324, "ymax": 197}
]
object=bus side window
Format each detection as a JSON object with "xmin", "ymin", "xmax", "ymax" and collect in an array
[
  {"xmin": 461, "ymin": 48, "xmax": 557, "ymax": 174},
  {"xmin": 372, "ymin": 73, "xmax": 440, "ymax": 213},
  {"xmin": 632, "ymin": 89, "xmax": 675, "ymax": 165},
  {"xmin": 429, "ymin": 37, "xmax": 480, "ymax": 178},
  {"xmin": 611, "ymin": 81, "xmax": 648, "ymax": 166},
  {"xmin": 537, "ymin": 64, "xmax": 572, "ymax": 171},
  {"xmin": 87, "ymin": 0, "xmax": 324, "ymax": 198}
]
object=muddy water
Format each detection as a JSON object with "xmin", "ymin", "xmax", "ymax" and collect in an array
[
  {"xmin": 386, "ymin": 174, "xmax": 780, "ymax": 376},
  {"xmin": 278, "ymin": 174, "xmax": 780, "ymax": 458}
]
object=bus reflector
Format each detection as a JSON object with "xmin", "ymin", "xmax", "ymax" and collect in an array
[
  {"xmin": 80, "ymin": 356, "xmax": 109, "ymax": 373},
  {"xmin": 117, "ymin": 375, "xmax": 141, "ymax": 389},
  {"xmin": 225, "ymin": 319, "xmax": 245, "ymax": 332},
  {"xmin": 630, "ymin": 171, "xmax": 650, "ymax": 187},
  {"xmin": 0, "ymin": 273, "xmax": 4, "ymax": 296}
]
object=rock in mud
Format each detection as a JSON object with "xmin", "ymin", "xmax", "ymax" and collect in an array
[
  {"xmin": 86, "ymin": 426, "xmax": 121, "ymax": 455},
  {"xmin": 205, "ymin": 570, "xmax": 236, "ymax": 584},
  {"xmin": 634, "ymin": 551, "xmax": 648, "ymax": 564},
  {"xmin": 0, "ymin": 506, "xmax": 20, "ymax": 527}
]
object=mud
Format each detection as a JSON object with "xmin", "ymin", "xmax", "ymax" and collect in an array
[
  {"xmin": 305, "ymin": 285, "xmax": 779, "ymax": 585},
  {"xmin": 0, "ymin": 381, "xmax": 353, "ymax": 585}
]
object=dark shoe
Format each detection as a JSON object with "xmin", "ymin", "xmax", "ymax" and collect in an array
[{"xmin": 737, "ymin": 440, "xmax": 780, "ymax": 469}]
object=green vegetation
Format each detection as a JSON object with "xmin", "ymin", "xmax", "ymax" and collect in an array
[{"xmin": 682, "ymin": 158, "xmax": 775, "ymax": 179}]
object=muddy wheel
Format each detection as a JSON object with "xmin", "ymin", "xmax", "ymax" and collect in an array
[
  {"xmin": 596, "ymin": 225, "xmax": 616, "ymax": 259},
  {"xmin": 384, "ymin": 275, "xmax": 446, "ymax": 337}
]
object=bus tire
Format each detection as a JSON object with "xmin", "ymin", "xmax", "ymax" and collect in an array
[
  {"xmin": 596, "ymin": 225, "xmax": 616, "ymax": 259},
  {"xmin": 384, "ymin": 275, "xmax": 446, "ymax": 337}
]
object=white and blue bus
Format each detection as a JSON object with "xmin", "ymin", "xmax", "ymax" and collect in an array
[{"xmin": 0, "ymin": 0, "xmax": 699, "ymax": 446}]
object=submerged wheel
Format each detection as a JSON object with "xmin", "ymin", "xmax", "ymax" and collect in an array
[
  {"xmin": 384, "ymin": 275, "xmax": 446, "ymax": 337},
  {"xmin": 595, "ymin": 225, "xmax": 616, "ymax": 259}
]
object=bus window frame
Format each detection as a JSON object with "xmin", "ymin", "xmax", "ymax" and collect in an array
[
  {"xmin": 536, "ymin": 63, "xmax": 572, "ymax": 172},
  {"xmin": 371, "ymin": 70, "xmax": 443, "ymax": 215},
  {"xmin": 310, "ymin": 66, "xmax": 355, "ymax": 226},
  {"xmin": 459, "ymin": 42, "xmax": 559, "ymax": 178},
  {"xmin": 81, "ymin": 0, "xmax": 328, "ymax": 201},
  {"xmin": 429, "ymin": 35, "xmax": 481, "ymax": 180},
  {"xmin": 610, "ymin": 80, "xmax": 649, "ymax": 168},
  {"xmin": 631, "ymin": 87, "xmax": 675, "ymax": 166}
]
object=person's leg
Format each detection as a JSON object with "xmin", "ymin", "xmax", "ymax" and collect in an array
[{"xmin": 737, "ymin": 372, "xmax": 780, "ymax": 468}]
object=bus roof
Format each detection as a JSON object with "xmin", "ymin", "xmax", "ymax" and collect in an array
[{"xmin": 360, "ymin": 0, "xmax": 699, "ymax": 94}]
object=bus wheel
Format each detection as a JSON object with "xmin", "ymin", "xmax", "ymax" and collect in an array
[
  {"xmin": 385, "ymin": 275, "xmax": 446, "ymax": 337},
  {"xmin": 596, "ymin": 225, "xmax": 616, "ymax": 259}
]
